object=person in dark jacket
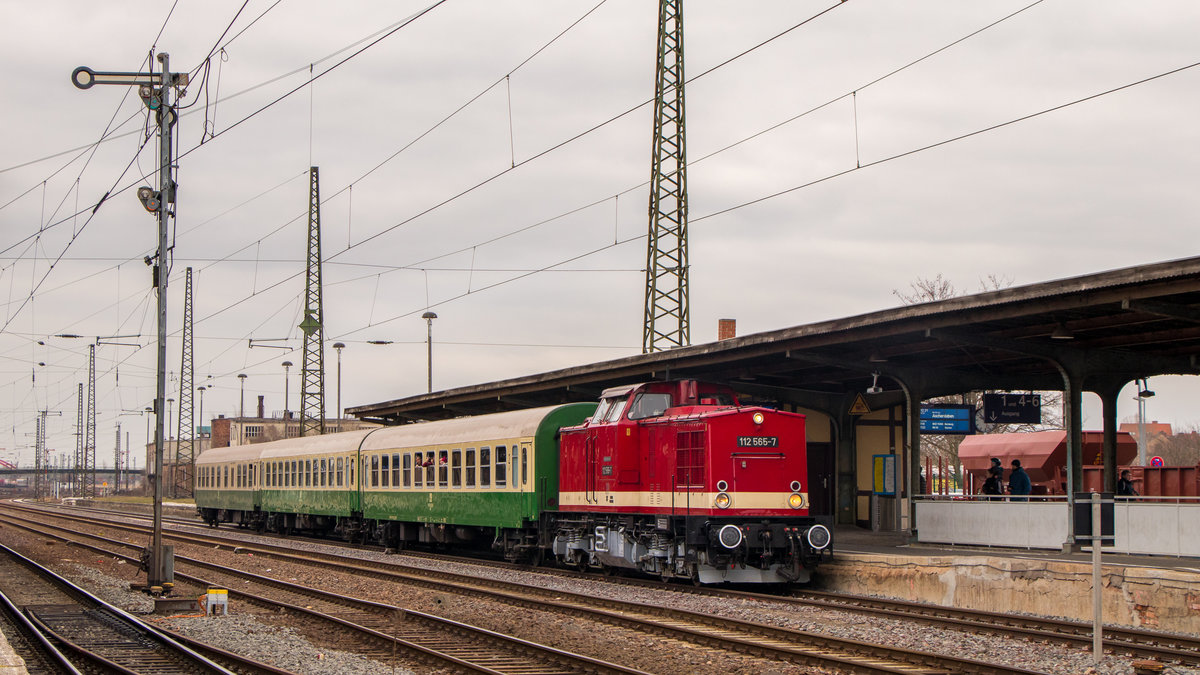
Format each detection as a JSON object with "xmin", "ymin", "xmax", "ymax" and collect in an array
[
  {"xmin": 1117, "ymin": 470, "xmax": 1139, "ymax": 497},
  {"xmin": 1007, "ymin": 459, "xmax": 1032, "ymax": 501},
  {"xmin": 981, "ymin": 457, "xmax": 1003, "ymax": 497}
]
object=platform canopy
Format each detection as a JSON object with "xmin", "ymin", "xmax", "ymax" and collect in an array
[{"xmin": 348, "ymin": 255, "xmax": 1200, "ymax": 423}]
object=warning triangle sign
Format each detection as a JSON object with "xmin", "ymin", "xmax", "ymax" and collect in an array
[{"xmin": 849, "ymin": 393, "xmax": 872, "ymax": 415}]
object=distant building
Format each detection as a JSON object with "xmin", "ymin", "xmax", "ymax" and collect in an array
[{"xmin": 144, "ymin": 394, "xmax": 378, "ymax": 494}]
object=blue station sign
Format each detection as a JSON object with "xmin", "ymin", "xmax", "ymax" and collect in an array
[{"xmin": 919, "ymin": 404, "xmax": 976, "ymax": 435}]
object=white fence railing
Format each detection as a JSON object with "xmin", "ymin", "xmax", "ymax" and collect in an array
[{"xmin": 914, "ymin": 496, "xmax": 1200, "ymax": 557}]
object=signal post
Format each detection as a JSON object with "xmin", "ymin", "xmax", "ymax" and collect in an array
[{"xmin": 72, "ymin": 53, "xmax": 188, "ymax": 595}]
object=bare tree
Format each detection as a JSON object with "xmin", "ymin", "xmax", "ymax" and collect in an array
[{"xmin": 1149, "ymin": 424, "xmax": 1200, "ymax": 466}]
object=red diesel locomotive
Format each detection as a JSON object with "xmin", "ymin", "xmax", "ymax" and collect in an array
[{"xmin": 551, "ymin": 379, "xmax": 832, "ymax": 584}]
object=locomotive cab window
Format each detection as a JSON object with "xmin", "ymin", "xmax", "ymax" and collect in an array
[
  {"xmin": 628, "ymin": 392, "xmax": 672, "ymax": 420},
  {"xmin": 603, "ymin": 399, "xmax": 627, "ymax": 423}
]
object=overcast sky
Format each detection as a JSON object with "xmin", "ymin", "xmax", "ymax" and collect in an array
[{"xmin": 2, "ymin": 0, "xmax": 1199, "ymax": 467}]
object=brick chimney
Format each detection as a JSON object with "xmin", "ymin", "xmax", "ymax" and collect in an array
[{"xmin": 718, "ymin": 318, "xmax": 736, "ymax": 341}]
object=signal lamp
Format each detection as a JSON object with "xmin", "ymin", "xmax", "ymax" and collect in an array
[
  {"xmin": 714, "ymin": 492, "xmax": 731, "ymax": 509},
  {"xmin": 789, "ymin": 493, "xmax": 805, "ymax": 509}
]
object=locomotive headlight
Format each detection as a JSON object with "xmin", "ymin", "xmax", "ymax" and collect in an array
[
  {"xmin": 714, "ymin": 492, "xmax": 731, "ymax": 509},
  {"xmin": 806, "ymin": 524, "xmax": 831, "ymax": 550},
  {"xmin": 752, "ymin": 412, "xmax": 764, "ymax": 425},
  {"xmin": 788, "ymin": 493, "xmax": 805, "ymax": 509}
]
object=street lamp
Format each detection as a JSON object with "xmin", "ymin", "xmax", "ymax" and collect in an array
[
  {"xmin": 281, "ymin": 361, "xmax": 293, "ymax": 420},
  {"xmin": 422, "ymin": 311, "xmax": 437, "ymax": 393},
  {"xmin": 237, "ymin": 373, "xmax": 247, "ymax": 418},
  {"xmin": 196, "ymin": 386, "xmax": 206, "ymax": 443},
  {"xmin": 332, "ymin": 342, "xmax": 345, "ymax": 420}
]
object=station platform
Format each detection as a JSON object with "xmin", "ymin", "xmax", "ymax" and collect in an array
[
  {"xmin": 820, "ymin": 526, "xmax": 1200, "ymax": 635},
  {"xmin": 0, "ymin": 633, "xmax": 26, "ymax": 674}
]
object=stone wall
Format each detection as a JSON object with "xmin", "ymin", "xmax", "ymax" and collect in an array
[{"xmin": 816, "ymin": 552, "xmax": 1200, "ymax": 635}]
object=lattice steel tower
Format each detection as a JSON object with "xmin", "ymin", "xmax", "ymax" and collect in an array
[
  {"xmin": 299, "ymin": 167, "xmax": 326, "ymax": 436},
  {"xmin": 174, "ymin": 267, "xmax": 195, "ymax": 498},
  {"xmin": 83, "ymin": 344, "xmax": 97, "ymax": 497},
  {"xmin": 35, "ymin": 411, "xmax": 46, "ymax": 500},
  {"xmin": 643, "ymin": 0, "xmax": 690, "ymax": 353}
]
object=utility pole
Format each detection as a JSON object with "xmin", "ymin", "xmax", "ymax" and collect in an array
[
  {"xmin": 114, "ymin": 424, "xmax": 121, "ymax": 496},
  {"xmin": 174, "ymin": 267, "xmax": 195, "ymax": 498},
  {"xmin": 35, "ymin": 409, "xmax": 61, "ymax": 501},
  {"xmin": 642, "ymin": 0, "xmax": 690, "ymax": 353},
  {"xmin": 73, "ymin": 51, "xmax": 188, "ymax": 595},
  {"xmin": 84, "ymin": 344, "xmax": 97, "ymax": 497},
  {"xmin": 299, "ymin": 167, "xmax": 326, "ymax": 436},
  {"xmin": 74, "ymin": 383, "xmax": 83, "ymax": 496}
]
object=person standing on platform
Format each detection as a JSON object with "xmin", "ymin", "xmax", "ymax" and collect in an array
[
  {"xmin": 981, "ymin": 457, "xmax": 1004, "ymax": 498},
  {"xmin": 1117, "ymin": 469, "xmax": 1139, "ymax": 497},
  {"xmin": 1008, "ymin": 459, "xmax": 1031, "ymax": 501}
]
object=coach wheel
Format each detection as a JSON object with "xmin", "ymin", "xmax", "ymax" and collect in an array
[{"xmin": 601, "ymin": 563, "xmax": 621, "ymax": 577}]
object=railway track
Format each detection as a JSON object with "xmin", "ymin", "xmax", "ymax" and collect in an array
[
  {"xmin": 0, "ymin": 540, "xmax": 266, "ymax": 675},
  {"xmin": 1, "ymin": 508, "xmax": 653, "ymax": 675},
  {"xmin": 16, "ymin": 499, "xmax": 1200, "ymax": 669},
  {"xmin": 3, "ymin": 504, "xmax": 1054, "ymax": 675}
]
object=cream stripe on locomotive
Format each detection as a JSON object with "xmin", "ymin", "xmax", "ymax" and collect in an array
[{"xmin": 559, "ymin": 490, "xmax": 809, "ymax": 510}]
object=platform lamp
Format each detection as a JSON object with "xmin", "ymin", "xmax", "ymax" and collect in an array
[
  {"xmin": 237, "ymin": 373, "xmax": 247, "ymax": 418},
  {"xmin": 333, "ymin": 342, "xmax": 346, "ymax": 420},
  {"xmin": 422, "ymin": 311, "xmax": 437, "ymax": 393},
  {"xmin": 281, "ymin": 361, "xmax": 293, "ymax": 421},
  {"xmin": 1135, "ymin": 378, "xmax": 1155, "ymax": 466}
]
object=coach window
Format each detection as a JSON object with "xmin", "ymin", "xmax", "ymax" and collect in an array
[
  {"xmin": 451, "ymin": 450, "xmax": 462, "ymax": 487},
  {"xmin": 381, "ymin": 454, "xmax": 391, "ymax": 488},
  {"xmin": 521, "ymin": 446, "xmax": 529, "ymax": 486},
  {"xmin": 320, "ymin": 459, "xmax": 327, "ymax": 487},
  {"xmin": 391, "ymin": 453, "xmax": 401, "ymax": 487},
  {"xmin": 370, "ymin": 454, "xmax": 379, "ymax": 488},
  {"xmin": 480, "ymin": 447, "xmax": 491, "ymax": 487},
  {"xmin": 438, "ymin": 450, "xmax": 448, "ymax": 488},
  {"xmin": 336, "ymin": 458, "xmax": 344, "ymax": 487},
  {"xmin": 466, "ymin": 448, "xmax": 477, "ymax": 488},
  {"xmin": 425, "ymin": 452, "xmax": 436, "ymax": 486},
  {"xmin": 412, "ymin": 453, "xmax": 423, "ymax": 487},
  {"xmin": 402, "ymin": 454, "xmax": 411, "ymax": 488},
  {"xmin": 496, "ymin": 446, "xmax": 507, "ymax": 488}
]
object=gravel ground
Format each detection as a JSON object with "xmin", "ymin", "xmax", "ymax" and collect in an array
[{"xmin": 4, "ymin": 514, "xmax": 1196, "ymax": 675}]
